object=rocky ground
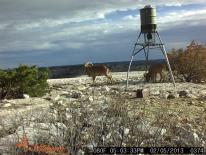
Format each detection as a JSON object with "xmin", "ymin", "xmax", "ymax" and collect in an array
[{"xmin": 0, "ymin": 71, "xmax": 205, "ymax": 154}]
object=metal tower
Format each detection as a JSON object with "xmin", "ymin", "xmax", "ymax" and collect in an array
[{"xmin": 126, "ymin": 5, "xmax": 176, "ymax": 88}]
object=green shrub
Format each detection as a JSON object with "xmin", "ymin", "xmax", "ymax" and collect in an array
[{"xmin": 0, "ymin": 65, "xmax": 48, "ymax": 99}]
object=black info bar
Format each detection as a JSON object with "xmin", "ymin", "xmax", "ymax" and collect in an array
[{"xmin": 93, "ymin": 147, "xmax": 205, "ymax": 154}]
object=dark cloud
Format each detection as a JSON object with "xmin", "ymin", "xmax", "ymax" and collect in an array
[
  {"xmin": 0, "ymin": 23, "xmax": 205, "ymax": 69},
  {"xmin": 0, "ymin": 0, "xmax": 205, "ymax": 21}
]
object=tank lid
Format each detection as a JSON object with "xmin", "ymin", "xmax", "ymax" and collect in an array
[{"xmin": 144, "ymin": 5, "xmax": 154, "ymax": 8}]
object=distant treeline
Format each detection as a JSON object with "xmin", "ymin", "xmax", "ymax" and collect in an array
[{"xmin": 47, "ymin": 59, "xmax": 165, "ymax": 79}]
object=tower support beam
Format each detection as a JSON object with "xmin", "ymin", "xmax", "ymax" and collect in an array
[{"xmin": 126, "ymin": 31, "xmax": 176, "ymax": 89}]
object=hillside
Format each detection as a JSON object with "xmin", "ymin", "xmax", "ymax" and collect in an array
[{"xmin": 0, "ymin": 71, "xmax": 205, "ymax": 154}]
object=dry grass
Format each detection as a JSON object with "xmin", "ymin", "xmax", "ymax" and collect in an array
[{"xmin": 1, "ymin": 85, "xmax": 205, "ymax": 155}]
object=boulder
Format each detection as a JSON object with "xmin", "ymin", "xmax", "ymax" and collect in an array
[
  {"xmin": 102, "ymin": 86, "xmax": 110, "ymax": 92},
  {"xmin": 167, "ymin": 94, "xmax": 176, "ymax": 99},
  {"xmin": 188, "ymin": 101, "xmax": 195, "ymax": 105},
  {"xmin": 0, "ymin": 134, "xmax": 18, "ymax": 153},
  {"xmin": 124, "ymin": 128, "xmax": 130, "ymax": 135},
  {"xmin": 200, "ymin": 90, "xmax": 206, "ymax": 95},
  {"xmin": 160, "ymin": 90, "xmax": 170, "ymax": 99},
  {"xmin": 15, "ymin": 122, "xmax": 67, "ymax": 144},
  {"xmin": 187, "ymin": 94, "xmax": 197, "ymax": 99},
  {"xmin": 23, "ymin": 94, "xmax": 30, "ymax": 99},
  {"xmin": 60, "ymin": 91, "xmax": 69, "ymax": 95},
  {"xmin": 88, "ymin": 96, "xmax": 94, "ymax": 102},
  {"xmin": 166, "ymin": 91, "xmax": 179, "ymax": 99},
  {"xmin": 136, "ymin": 89, "xmax": 149, "ymax": 98},
  {"xmin": 54, "ymin": 95, "xmax": 60, "ymax": 101},
  {"xmin": 77, "ymin": 149, "xmax": 85, "ymax": 155},
  {"xmin": 77, "ymin": 85, "xmax": 87, "ymax": 91},
  {"xmin": 2, "ymin": 103, "xmax": 12, "ymax": 108},
  {"xmin": 178, "ymin": 90, "xmax": 188, "ymax": 97},
  {"xmin": 149, "ymin": 127, "xmax": 167, "ymax": 136},
  {"xmin": 71, "ymin": 91, "xmax": 82, "ymax": 98},
  {"xmin": 150, "ymin": 90, "xmax": 160, "ymax": 96},
  {"xmin": 173, "ymin": 125, "xmax": 198, "ymax": 145}
]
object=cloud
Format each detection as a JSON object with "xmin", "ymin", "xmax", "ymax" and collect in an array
[
  {"xmin": 158, "ymin": 8, "xmax": 206, "ymax": 29},
  {"xmin": 1, "ymin": 6, "xmax": 206, "ymax": 52},
  {"xmin": 1, "ymin": 0, "xmax": 205, "ymax": 22},
  {"xmin": 0, "ymin": 0, "xmax": 206, "ymax": 68},
  {"xmin": 123, "ymin": 15, "xmax": 138, "ymax": 20}
]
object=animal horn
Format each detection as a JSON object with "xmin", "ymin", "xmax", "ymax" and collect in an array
[
  {"xmin": 85, "ymin": 62, "xmax": 90, "ymax": 67},
  {"xmin": 85, "ymin": 61, "xmax": 93, "ymax": 67}
]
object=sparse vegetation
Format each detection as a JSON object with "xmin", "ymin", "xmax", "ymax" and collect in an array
[
  {"xmin": 7, "ymin": 94, "xmax": 206, "ymax": 154},
  {"xmin": 168, "ymin": 40, "xmax": 206, "ymax": 83},
  {"xmin": 0, "ymin": 65, "xmax": 48, "ymax": 99},
  {"xmin": 0, "ymin": 72, "xmax": 205, "ymax": 155},
  {"xmin": 0, "ymin": 41, "xmax": 206, "ymax": 155}
]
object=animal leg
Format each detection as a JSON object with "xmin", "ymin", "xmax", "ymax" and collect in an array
[
  {"xmin": 92, "ymin": 76, "xmax": 96, "ymax": 83},
  {"xmin": 105, "ymin": 74, "xmax": 111, "ymax": 83},
  {"xmin": 145, "ymin": 73, "xmax": 150, "ymax": 82},
  {"xmin": 160, "ymin": 73, "xmax": 163, "ymax": 82},
  {"xmin": 154, "ymin": 73, "xmax": 157, "ymax": 83}
]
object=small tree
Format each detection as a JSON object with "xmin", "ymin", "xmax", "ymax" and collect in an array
[
  {"xmin": 0, "ymin": 65, "xmax": 48, "ymax": 99},
  {"xmin": 168, "ymin": 41, "xmax": 206, "ymax": 83}
]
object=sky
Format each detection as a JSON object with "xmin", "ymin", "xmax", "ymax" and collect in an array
[{"xmin": 0, "ymin": 0, "xmax": 206, "ymax": 69}]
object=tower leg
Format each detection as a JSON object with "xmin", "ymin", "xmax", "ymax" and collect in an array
[
  {"xmin": 126, "ymin": 32, "xmax": 142, "ymax": 89},
  {"xmin": 126, "ymin": 46, "xmax": 146, "ymax": 88},
  {"xmin": 160, "ymin": 45, "xmax": 176, "ymax": 87},
  {"xmin": 143, "ymin": 45, "xmax": 149, "ymax": 83},
  {"xmin": 126, "ymin": 54, "xmax": 134, "ymax": 88},
  {"xmin": 156, "ymin": 32, "xmax": 176, "ymax": 87},
  {"xmin": 143, "ymin": 32, "xmax": 149, "ymax": 73},
  {"xmin": 145, "ymin": 45, "xmax": 149, "ymax": 72}
]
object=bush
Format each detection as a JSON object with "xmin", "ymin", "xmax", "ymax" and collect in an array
[
  {"xmin": 168, "ymin": 40, "xmax": 206, "ymax": 83},
  {"xmin": 0, "ymin": 65, "xmax": 48, "ymax": 99}
]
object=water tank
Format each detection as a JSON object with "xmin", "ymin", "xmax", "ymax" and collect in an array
[{"xmin": 140, "ymin": 5, "xmax": 157, "ymax": 33}]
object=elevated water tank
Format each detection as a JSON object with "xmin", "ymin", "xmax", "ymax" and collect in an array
[{"xmin": 140, "ymin": 5, "xmax": 157, "ymax": 33}]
